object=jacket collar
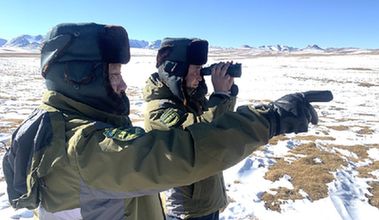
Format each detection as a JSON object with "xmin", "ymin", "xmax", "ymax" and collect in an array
[
  {"xmin": 143, "ymin": 73, "xmax": 208, "ymax": 116},
  {"xmin": 41, "ymin": 91, "xmax": 131, "ymax": 127}
]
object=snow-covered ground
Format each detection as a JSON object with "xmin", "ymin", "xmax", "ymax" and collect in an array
[{"xmin": 0, "ymin": 48, "xmax": 378, "ymax": 219}]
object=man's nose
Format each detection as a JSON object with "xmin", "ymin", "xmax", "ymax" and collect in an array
[
  {"xmin": 119, "ymin": 79, "xmax": 127, "ymax": 93},
  {"xmin": 197, "ymin": 72, "xmax": 203, "ymax": 81}
]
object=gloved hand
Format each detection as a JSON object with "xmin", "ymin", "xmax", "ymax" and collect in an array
[{"xmin": 257, "ymin": 90, "xmax": 333, "ymax": 138}]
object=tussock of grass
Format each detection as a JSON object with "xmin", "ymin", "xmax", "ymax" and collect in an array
[
  {"xmin": 356, "ymin": 126, "xmax": 375, "ymax": 135},
  {"xmin": 268, "ymin": 135, "xmax": 289, "ymax": 145},
  {"xmin": 0, "ymin": 118, "xmax": 24, "ymax": 134},
  {"xmin": 367, "ymin": 144, "xmax": 379, "ymax": 148},
  {"xmin": 261, "ymin": 187, "xmax": 303, "ymax": 212},
  {"xmin": 263, "ymin": 143, "xmax": 347, "ymax": 211},
  {"xmin": 1, "ymin": 118, "xmax": 23, "ymax": 124},
  {"xmin": 292, "ymin": 135, "xmax": 336, "ymax": 142},
  {"xmin": 327, "ymin": 144, "xmax": 369, "ymax": 161},
  {"xmin": 367, "ymin": 181, "xmax": 379, "ymax": 208},
  {"xmin": 358, "ymin": 82, "xmax": 377, "ymax": 87},
  {"xmin": 326, "ymin": 125, "xmax": 350, "ymax": 131},
  {"xmin": 357, "ymin": 161, "xmax": 379, "ymax": 179}
]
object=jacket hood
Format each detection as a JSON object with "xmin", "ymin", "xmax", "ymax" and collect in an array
[
  {"xmin": 154, "ymin": 37, "xmax": 208, "ymax": 101},
  {"xmin": 41, "ymin": 23, "xmax": 130, "ymax": 115},
  {"xmin": 143, "ymin": 73, "xmax": 178, "ymax": 102},
  {"xmin": 143, "ymin": 73, "xmax": 208, "ymax": 115}
]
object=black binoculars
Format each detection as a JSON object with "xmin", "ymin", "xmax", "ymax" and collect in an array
[{"xmin": 201, "ymin": 63, "xmax": 242, "ymax": 77}]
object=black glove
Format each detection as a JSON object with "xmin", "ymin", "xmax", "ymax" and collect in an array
[{"xmin": 258, "ymin": 90, "xmax": 333, "ymax": 137}]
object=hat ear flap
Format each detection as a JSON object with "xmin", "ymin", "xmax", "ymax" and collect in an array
[
  {"xmin": 156, "ymin": 46, "xmax": 172, "ymax": 68},
  {"xmin": 187, "ymin": 40, "xmax": 208, "ymax": 65},
  {"xmin": 41, "ymin": 34, "xmax": 73, "ymax": 77}
]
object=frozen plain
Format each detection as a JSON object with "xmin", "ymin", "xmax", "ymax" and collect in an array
[{"xmin": 0, "ymin": 48, "xmax": 378, "ymax": 220}]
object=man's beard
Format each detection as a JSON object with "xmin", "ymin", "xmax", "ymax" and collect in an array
[{"xmin": 105, "ymin": 81, "xmax": 130, "ymax": 115}]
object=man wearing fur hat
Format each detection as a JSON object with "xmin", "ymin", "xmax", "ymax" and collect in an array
[
  {"xmin": 143, "ymin": 38, "xmax": 238, "ymax": 220},
  {"xmin": 2, "ymin": 23, "xmax": 331, "ymax": 220}
]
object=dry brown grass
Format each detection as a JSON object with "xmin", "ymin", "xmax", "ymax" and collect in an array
[
  {"xmin": 326, "ymin": 125, "xmax": 350, "ymax": 131},
  {"xmin": 262, "ymin": 142, "xmax": 347, "ymax": 211},
  {"xmin": 1, "ymin": 118, "xmax": 24, "ymax": 124},
  {"xmin": 292, "ymin": 135, "xmax": 336, "ymax": 142},
  {"xmin": 367, "ymin": 144, "xmax": 379, "ymax": 148},
  {"xmin": 324, "ymin": 143, "xmax": 379, "ymax": 209},
  {"xmin": 0, "ymin": 127, "xmax": 8, "ymax": 133},
  {"xmin": 325, "ymin": 144, "xmax": 369, "ymax": 162},
  {"xmin": 367, "ymin": 181, "xmax": 379, "ymax": 208},
  {"xmin": 261, "ymin": 187, "xmax": 304, "ymax": 212},
  {"xmin": 356, "ymin": 126, "xmax": 375, "ymax": 135},
  {"xmin": 0, "ymin": 118, "xmax": 24, "ymax": 134},
  {"xmin": 358, "ymin": 82, "xmax": 377, "ymax": 87},
  {"xmin": 268, "ymin": 135, "xmax": 289, "ymax": 145},
  {"xmin": 357, "ymin": 161, "xmax": 379, "ymax": 179}
]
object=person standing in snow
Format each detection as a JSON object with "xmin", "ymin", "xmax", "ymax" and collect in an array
[
  {"xmin": 2, "ymin": 22, "xmax": 331, "ymax": 220},
  {"xmin": 143, "ymin": 38, "xmax": 237, "ymax": 220}
]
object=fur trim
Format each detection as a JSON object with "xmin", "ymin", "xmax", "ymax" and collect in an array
[
  {"xmin": 156, "ymin": 38, "xmax": 208, "ymax": 68},
  {"xmin": 99, "ymin": 25, "xmax": 130, "ymax": 64}
]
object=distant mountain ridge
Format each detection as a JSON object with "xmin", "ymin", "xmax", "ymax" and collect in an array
[
  {"xmin": 0, "ymin": 35, "xmax": 162, "ymax": 50},
  {"xmin": 0, "ymin": 38, "xmax": 6, "ymax": 47},
  {"xmin": 0, "ymin": 34, "xmax": 377, "ymax": 55},
  {"xmin": 3, "ymin": 35, "xmax": 44, "ymax": 49}
]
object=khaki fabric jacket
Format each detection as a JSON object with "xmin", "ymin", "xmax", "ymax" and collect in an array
[
  {"xmin": 143, "ymin": 74, "xmax": 237, "ymax": 218},
  {"xmin": 20, "ymin": 90, "xmax": 270, "ymax": 220}
]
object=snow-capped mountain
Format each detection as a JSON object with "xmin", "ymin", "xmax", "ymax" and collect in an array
[
  {"xmin": 240, "ymin": 44, "xmax": 299, "ymax": 52},
  {"xmin": 0, "ymin": 38, "xmax": 7, "ymax": 47},
  {"xmin": 0, "ymin": 33, "xmax": 375, "ymax": 55},
  {"xmin": 129, "ymin": 39, "xmax": 149, "ymax": 48},
  {"xmin": 3, "ymin": 35, "xmax": 44, "ymax": 49},
  {"xmin": 240, "ymin": 45, "xmax": 253, "ymax": 49},
  {"xmin": 0, "ymin": 34, "xmax": 161, "ymax": 50},
  {"xmin": 128, "ymin": 39, "xmax": 161, "ymax": 49},
  {"xmin": 258, "ymin": 44, "xmax": 298, "ymax": 52},
  {"xmin": 148, "ymin": 40, "xmax": 161, "ymax": 49},
  {"xmin": 302, "ymin": 44, "xmax": 324, "ymax": 51}
]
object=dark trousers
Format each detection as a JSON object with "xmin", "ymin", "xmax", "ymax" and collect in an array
[{"xmin": 166, "ymin": 211, "xmax": 219, "ymax": 220}]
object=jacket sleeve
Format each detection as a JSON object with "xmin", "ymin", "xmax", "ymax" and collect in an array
[
  {"xmin": 144, "ymin": 95, "xmax": 237, "ymax": 131},
  {"xmin": 199, "ymin": 93, "xmax": 236, "ymax": 124},
  {"xmin": 144, "ymin": 99, "xmax": 188, "ymax": 131},
  {"xmin": 75, "ymin": 105, "xmax": 269, "ymax": 196}
]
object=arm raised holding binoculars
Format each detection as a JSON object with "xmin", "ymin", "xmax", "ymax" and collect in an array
[{"xmin": 211, "ymin": 62, "xmax": 235, "ymax": 94}]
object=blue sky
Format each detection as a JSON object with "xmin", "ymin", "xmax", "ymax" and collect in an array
[{"xmin": 0, "ymin": 0, "xmax": 378, "ymax": 48}]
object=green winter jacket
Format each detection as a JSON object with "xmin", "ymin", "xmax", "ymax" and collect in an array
[
  {"xmin": 143, "ymin": 73, "xmax": 236, "ymax": 218},
  {"xmin": 11, "ymin": 90, "xmax": 270, "ymax": 220}
]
